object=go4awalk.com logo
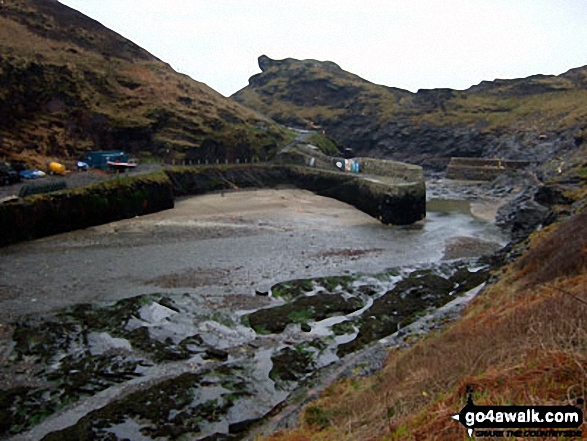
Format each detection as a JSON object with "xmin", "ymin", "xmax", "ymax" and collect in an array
[{"xmin": 451, "ymin": 387, "xmax": 584, "ymax": 438}]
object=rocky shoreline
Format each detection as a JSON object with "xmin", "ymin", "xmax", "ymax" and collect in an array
[
  {"xmin": 8, "ymin": 163, "xmax": 579, "ymax": 441},
  {"xmin": 2, "ymin": 259, "xmax": 494, "ymax": 441},
  {"xmin": 0, "ymin": 176, "xmax": 519, "ymax": 440}
]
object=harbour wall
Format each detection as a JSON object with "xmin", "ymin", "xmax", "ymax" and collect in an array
[{"xmin": 0, "ymin": 164, "xmax": 426, "ymax": 247}]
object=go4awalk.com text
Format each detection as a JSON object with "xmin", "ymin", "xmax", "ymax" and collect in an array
[{"xmin": 451, "ymin": 387, "xmax": 583, "ymax": 438}]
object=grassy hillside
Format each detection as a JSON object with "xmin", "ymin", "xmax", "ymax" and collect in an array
[
  {"xmin": 235, "ymin": 55, "xmax": 587, "ymax": 133},
  {"xmin": 0, "ymin": 0, "xmax": 291, "ymax": 167},
  {"xmin": 261, "ymin": 162, "xmax": 587, "ymax": 440},
  {"xmin": 233, "ymin": 56, "xmax": 587, "ymax": 168},
  {"xmin": 233, "ymin": 55, "xmax": 407, "ymax": 127}
]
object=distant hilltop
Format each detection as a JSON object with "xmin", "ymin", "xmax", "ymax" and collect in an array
[
  {"xmin": 258, "ymin": 54, "xmax": 343, "ymax": 73},
  {"xmin": 233, "ymin": 55, "xmax": 587, "ymax": 171}
]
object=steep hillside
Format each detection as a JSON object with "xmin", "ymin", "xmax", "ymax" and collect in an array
[
  {"xmin": 233, "ymin": 55, "xmax": 587, "ymax": 171},
  {"xmin": 261, "ymin": 160, "xmax": 587, "ymax": 440},
  {"xmin": 0, "ymin": 0, "xmax": 291, "ymax": 166}
]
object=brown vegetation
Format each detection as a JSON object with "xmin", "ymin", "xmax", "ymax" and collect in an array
[
  {"xmin": 515, "ymin": 210, "xmax": 587, "ymax": 288},
  {"xmin": 0, "ymin": 1, "xmax": 291, "ymax": 166},
  {"xmin": 263, "ymin": 206, "xmax": 587, "ymax": 440},
  {"xmin": 234, "ymin": 56, "xmax": 587, "ymax": 135}
]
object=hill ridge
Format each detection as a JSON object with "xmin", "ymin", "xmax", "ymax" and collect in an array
[
  {"xmin": 0, "ymin": 0, "xmax": 290, "ymax": 166},
  {"xmin": 233, "ymin": 55, "xmax": 587, "ymax": 171}
]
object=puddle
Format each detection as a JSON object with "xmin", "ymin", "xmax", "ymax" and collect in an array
[
  {"xmin": 0, "ymin": 189, "xmax": 508, "ymax": 440},
  {"xmin": 2, "ymin": 260, "xmax": 494, "ymax": 440}
]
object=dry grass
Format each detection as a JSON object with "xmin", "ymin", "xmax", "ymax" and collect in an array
[
  {"xmin": 236, "ymin": 53, "xmax": 587, "ymax": 138},
  {"xmin": 262, "ymin": 209, "xmax": 587, "ymax": 440},
  {"xmin": 514, "ymin": 210, "xmax": 587, "ymax": 287},
  {"xmin": 0, "ymin": 2, "xmax": 290, "ymax": 165}
]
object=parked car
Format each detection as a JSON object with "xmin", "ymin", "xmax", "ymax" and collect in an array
[
  {"xmin": 0, "ymin": 162, "xmax": 21, "ymax": 186},
  {"xmin": 19, "ymin": 169, "xmax": 46, "ymax": 180}
]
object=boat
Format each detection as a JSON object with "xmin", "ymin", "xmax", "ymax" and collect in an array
[{"xmin": 106, "ymin": 161, "xmax": 138, "ymax": 171}]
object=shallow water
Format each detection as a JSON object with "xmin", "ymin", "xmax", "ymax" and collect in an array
[
  {"xmin": 0, "ymin": 190, "xmax": 507, "ymax": 322},
  {"xmin": 0, "ymin": 189, "xmax": 509, "ymax": 440}
]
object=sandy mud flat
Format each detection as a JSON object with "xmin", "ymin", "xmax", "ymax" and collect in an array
[
  {"xmin": 0, "ymin": 188, "xmax": 505, "ymax": 322},
  {"xmin": 0, "ymin": 187, "xmax": 508, "ymax": 440}
]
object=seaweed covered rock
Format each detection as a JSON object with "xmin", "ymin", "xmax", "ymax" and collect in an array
[{"xmin": 245, "ymin": 292, "xmax": 363, "ymax": 334}]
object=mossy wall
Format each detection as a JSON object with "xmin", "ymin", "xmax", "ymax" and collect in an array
[
  {"xmin": 0, "ymin": 164, "xmax": 426, "ymax": 247},
  {"xmin": 165, "ymin": 165, "xmax": 426, "ymax": 225},
  {"xmin": 0, "ymin": 173, "xmax": 174, "ymax": 247},
  {"xmin": 286, "ymin": 166, "xmax": 426, "ymax": 225},
  {"xmin": 164, "ymin": 165, "xmax": 291, "ymax": 196}
]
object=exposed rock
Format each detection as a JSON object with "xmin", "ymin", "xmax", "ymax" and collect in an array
[
  {"xmin": 245, "ymin": 292, "xmax": 363, "ymax": 334},
  {"xmin": 534, "ymin": 185, "xmax": 573, "ymax": 206},
  {"xmin": 233, "ymin": 55, "xmax": 587, "ymax": 172},
  {"xmin": 270, "ymin": 346, "xmax": 315, "ymax": 383},
  {"xmin": 496, "ymin": 186, "xmax": 556, "ymax": 241},
  {"xmin": 86, "ymin": 332, "xmax": 132, "ymax": 356},
  {"xmin": 337, "ymin": 264, "xmax": 491, "ymax": 357},
  {"xmin": 138, "ymin": 302, "xmax": 178, "ymax": 324}
]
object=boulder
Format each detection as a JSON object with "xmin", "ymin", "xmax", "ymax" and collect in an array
[{"xmin": 496, "ymin": 186, "xmax": 555, "ymax": 241}]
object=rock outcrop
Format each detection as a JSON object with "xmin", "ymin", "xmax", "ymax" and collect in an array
[
  {"xmin": 233, "ymin": 55, "xmax": 587, "ymax": 172},
  {"xmin": 496, "ymin": 185, "xmax": 556, "ymax": 241}
]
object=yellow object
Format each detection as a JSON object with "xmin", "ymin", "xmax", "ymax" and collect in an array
[{"xmin": 49, "ymin": 162, "xmax": 66, "ymax": 175}]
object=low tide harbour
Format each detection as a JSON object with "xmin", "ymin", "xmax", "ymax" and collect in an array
[{"xmin": 0, "ymin": 187, "xmax": 508, "ymax": 440}]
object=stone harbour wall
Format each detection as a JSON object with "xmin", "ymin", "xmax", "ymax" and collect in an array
[
  {"xmin": 355, "ymin": 157, "xmax": 424, "ymax": 182},
  {"xmin": 0, "ymin": 163, "xmax": 426, "ymax": 247},
  {"xmin": 0, "ymin": 173, "xmax": 175, "ymax": 247},
  {"xmin": 286, "ymin": 166, "xmax": 426, "ymax": 225},
  {"xmin": 446, "ymin": 157, "xmax": 532, "ymax": 181}
]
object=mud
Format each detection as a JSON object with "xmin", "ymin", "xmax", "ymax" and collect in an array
[
  {"xmin": 0, "ymin": 185, "xmax": 509, "ymax": 440},
  {"xmin": 0, "ymin": 189, "xmax": 506, "ymax": 322}
]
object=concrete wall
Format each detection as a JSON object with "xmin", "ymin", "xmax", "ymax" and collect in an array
[
  {"xmin": 166, "ymin": 165, "xmax": 426, "ymax": 225},
  {"xmin": 446, "ymin": 157, "xmax": 531, "ymax": 181},
  {"xmin": 0, "ymin": 173, "xmax": 174, "ymax": 247},
  {"xmin": 446, "ymin": 165, "xmax": 503, "ymax": 181},
  {"xmin": 276, "ymin": 146, "xmax": 424, "ymax": 183},
  {"xmin": 287, "ymin": 166, "xmax": 425, "ymax": 225},
  {"xmin": 354, "ymin": 157, "xmax": 423, "ymax": 182}
]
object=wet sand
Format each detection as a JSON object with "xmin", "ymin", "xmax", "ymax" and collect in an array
[
  {"xmin": 470, "ymin": 198, "xmax": 508, "ymax": 222},
  {"xmin": 0, "ymin": 188, "xmax": 506, "ymax": 322},
  {"xmin": 0, "ymin": 188, "xmax": 509, "ymax": 440}
]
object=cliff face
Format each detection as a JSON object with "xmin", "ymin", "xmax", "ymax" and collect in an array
[
  {"xmin": 0, "ymin": 0, "xmax": 289, "ymax": 166},
  {"xmin": 233, "ymin": 55, "xmax": 587, "ymax": 171}
]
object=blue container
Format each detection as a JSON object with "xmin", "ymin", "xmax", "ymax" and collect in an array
[{"xmin": 85, "ymin": 151, "xmax": 128, "ymax": 170}]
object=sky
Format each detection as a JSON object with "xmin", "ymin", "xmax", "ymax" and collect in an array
[{"xmin": 58, "ymin": 0, "xmax": 587, "ymax": 97}]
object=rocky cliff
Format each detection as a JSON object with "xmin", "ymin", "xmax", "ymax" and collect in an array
[
  {"xmin": 0, "ymin": 1, "xmax": 290, "ymax": 166},
  {"xmin": 233, "ymin": 55, "xmax": 587, "ymax": 172}
]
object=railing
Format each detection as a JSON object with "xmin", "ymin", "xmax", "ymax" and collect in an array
[{"xmin": 160, "ymin": 157, "xmax": 266, "ymax": 166}]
